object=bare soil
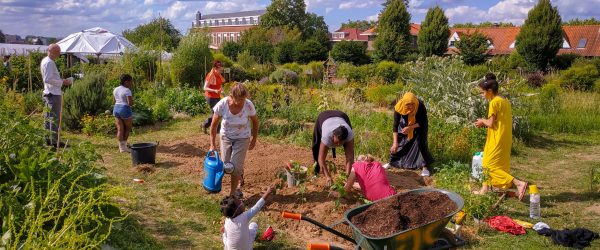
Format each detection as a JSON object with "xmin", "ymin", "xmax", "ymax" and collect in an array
[
  {"xmin": 350, "ymin": 191, "xmax": 457, "ymax": 238},
  {"xmin": 152, "ymin": 134, "xmax": 434, "ymax": 247}
]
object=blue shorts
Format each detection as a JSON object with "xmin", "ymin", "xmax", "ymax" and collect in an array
[{"xmin": 113, "ymin": 104, "xmax": 133, "ymax": 119}]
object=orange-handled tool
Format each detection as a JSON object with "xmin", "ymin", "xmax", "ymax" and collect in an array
[
  {"xmin": 282, "ymin": 211, "xmax": 302, "ymax": 220},
  {"xmin": 307, "ymin": 243, "xmax": 344, "ymax": 250}
]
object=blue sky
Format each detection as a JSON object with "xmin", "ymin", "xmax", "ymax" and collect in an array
[{"xmin": 0, "ymin": 0, "xmax": 599, "ymax": 38}]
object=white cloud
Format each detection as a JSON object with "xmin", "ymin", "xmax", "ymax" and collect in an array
[
  {"xmin": 366, "ymin": 13, "xmax": 379, "ymax": 21},
  {"xmin": 339, "ymin": 0, "xmax": 379, "ymax": 10},
  {"xmin": 445, "ymin": 5, "xmax": 487, "ymax": 23},
  {"xmin": 325, "ymin": 7, "xmax": 333, "ymax": 14}
]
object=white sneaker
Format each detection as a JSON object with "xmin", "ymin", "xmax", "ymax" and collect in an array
[
  {"xmin": 119, "ymin": 142, "xmax": 131, "ymax": 153},
  {"xmin": 421, "ymin": 169, "xmax": 430, "ymax": 177},
  {"xmin": 382, "ymin": 163, "xmax": 391, "ymax": 169}
]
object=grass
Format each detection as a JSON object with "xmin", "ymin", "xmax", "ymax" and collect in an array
[{"xmin": 529, "ymin": 91, "xmax": 600, "ymax": 133}]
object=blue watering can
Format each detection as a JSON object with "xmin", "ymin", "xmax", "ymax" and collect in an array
[{"xmin": 203, "ymin": 150, "xmax": 224, "ymax": 193}]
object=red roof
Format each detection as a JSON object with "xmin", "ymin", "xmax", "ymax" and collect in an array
[
  {"xmin": 447, "ymin": 27, "xmax": 520, "ymax": 55},
  {"xmin": 560, "ymin": 25, "xmax": 600, "ymax": 57},
  {"xmin": 332, "ymin": 28, "xmax": 368, "ymax": 42},
  {"xmin": 358, "ymin": 23, "xmax": 420, "ymax": 37},
  {"xmin": 446, "ymin": 25, "xmax": 600, "ymax": 56}
]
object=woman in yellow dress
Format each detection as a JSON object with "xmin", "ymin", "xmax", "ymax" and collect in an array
[{"xmin": 474, "ymin": 77, "xmax": 528, "ymax": 200}]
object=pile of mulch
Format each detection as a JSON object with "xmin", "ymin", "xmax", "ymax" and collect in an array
[{"xmin": 350, "ymin": 191, "xmax": 457, "ymax": 238}]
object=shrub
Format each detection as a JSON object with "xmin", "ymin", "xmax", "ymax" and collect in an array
[
  {"xmin": 132, "ymin": 100, "xmax": 154, "ymax": 126},
  {"xmin": 63, "ymin": 72, "xmax": 112, "ymax": 130},
  {"xmin": 331, "ymin": 41, "xmax": 370, "ymax": 65},
  {"xmin": 302, "ymin": 61, "xmax": 324, "ymax": 83},
  {"xmin": 538, "ymin": 81, "xmax": 561, "ymax": 114},
  {"xmin": 375, "ymin": 61, "xmax": 402, "ymax": 84},
  {"xmin": 81, "ymin": 113, "xmax": 116, "ymax": 136},
  {"xmin": 550, "ymin": 53, "xmax": 580, "ymax": 70},
  {"xmin": 170, "ymin": 34, "xmax": 212, "ymax": 87},
  {"xmin": 0, "ymin": 104, "xmax": 125, "ymax": 248},
  {"xmin": 221, "ymin": 41, "xmax": 243, "ymax": 61},
  {"xmin": 120, "ymin": 50, "xmax": 159, "ymax": 84},
  {"xmin": 337, "ymin": 63, "xmax": 376, "ymax": 83},
  {"xmin": 525, "ymin": 71, "xmax": 546, "ymax": 88},
  {"xmin": 296, "ymin": 39, "xmax": 328, "ymax": 64},
  {"xmin": 212, "ymin": 52, "xmax": 234, "ymax": 68},
  {"xmin": 273, "ymin": 41, "xmax": 299, "ymax": 64},
  {"xmin": 230, "ymin": 64, "xmax": 248, "ymax": 82},
  {"xmin": 280, "ymin": 63, "xmax": 302, "ymax": 74},
  {"xmin": 245, "ymin": 64, "xmax": 274, "ymax": 81},
  {"xmin": 465, "ymin": 64, "xmax": 490, "ymax": 81},
  {"xmin": 560, "ymin": 64, "xmax": 599, "ymax": 90},
  {"xmin": 152, "ymin": 99, "xmax": 172, "ymax": 122},
  {"xmin": 237, "ymin": 50, "xmax": 255, "ymax": 69},
  {"xmin": 269, "ymin": 68, "xmax": 299, "ymax": 85},
  {"xmin": 365, "ymin": 84, "xmax": 403, "ymax": 107},
  {"xmin": 456, "ymin": 32, "xmax": 488, "ymax": 65},
  {"xmin": 163, "ymin": 87, "xmax": 207, "ymax": 116}
]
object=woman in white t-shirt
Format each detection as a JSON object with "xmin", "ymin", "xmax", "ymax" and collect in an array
[
  {"xmin": 112, "ymin": 74, "xmax": 134, "ymax": 153},
  {"xmin": 209, "ymin": 83, "xmax": 259, "ymax": 197}
]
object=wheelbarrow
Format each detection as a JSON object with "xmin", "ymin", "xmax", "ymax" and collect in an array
[{"xmin": 282, "ymin": 188, "xmax": 465, "ymax": 250}]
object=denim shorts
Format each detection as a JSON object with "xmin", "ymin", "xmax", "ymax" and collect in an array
[{"xmin": 113, "ymin": 104, "xmax": 133, "ymax": 119}]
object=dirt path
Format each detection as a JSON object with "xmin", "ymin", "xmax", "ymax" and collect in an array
[{"xmin": 150, "ymin": 133, "xmax": 433, "ymax": 248}]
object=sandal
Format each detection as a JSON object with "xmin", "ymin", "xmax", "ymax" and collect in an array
[{"xmin": 518, "ymin": 182, "xmax": 528, "ymax": 201}]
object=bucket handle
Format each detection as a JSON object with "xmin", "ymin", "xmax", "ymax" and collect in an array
[{"xmin": 206, "ymin": 150, "xmax": 220, "ymax": 162}]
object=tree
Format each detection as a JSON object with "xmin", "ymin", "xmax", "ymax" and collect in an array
[
  {"xmin": 0, "ymin": 30, "xmax": 5, "ymax": 43},
  {"xmin": 340, "ymin": 20, "xmax": 378, "ymax": 31},
  {"xmin": 221, "ymin": 41, "xmax": 243, "ymax": 61},
  {"xmin": 123, "ymin": 17, "xmax": 181, "ymax": 52},
  {"xmin": 516, "ymin": 0, "xmax": 562, "ymax": 71},
  {"xmin": 383, "ymin": 0, "xmax": 409, "ymax": 9},
  {"xmin": 303, "ymin": 13, "xmax": 330, "ymax": 48},
  {"xmin": 274, "ymin": 40, "xmax": 299, "ymax": 64},
  {"xmin": 331, "ymin": 41, "xmax": 370, "ymax": 65},
  {"xmin": 260, "ymin": 0, "xmax": 307, "ymax": 31},
  {"xmin": 374, "ymin": 0, "xmax": 411, "ymax": 62},
  {"xmin": 417, "ymin": 6, "xmax": 449, "ymax": 57},
  {"xmin": 170, "ymin": 34, "xmax": 212, "ymax": 86},
  {"xmin": 239, "ymin": 28, "xmax": 274, "ymax": 64},
  {"xmin": 563, "ymin": 18, "xmax": 600, "ymax": 25},
  {"xmin": 456, "ymin": 32, "xmax": 489, "ymax": 65},
  {"xmin": 296, "ymin": 39, "xmax": 328, "ymax": 63},
  {"xmin": 452, "ymin": 22, "xmax": 515, "ymax": 28}
]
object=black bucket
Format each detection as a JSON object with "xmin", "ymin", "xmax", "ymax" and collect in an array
[{"xmin": 130, "ymin": 142, "xmax": 158, "ymax": 165}]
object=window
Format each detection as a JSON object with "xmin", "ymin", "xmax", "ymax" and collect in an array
[
  {"xmin": 242, "ymin": 18, "xmax": 247, "ymax": 25},
  {"xmin": 228, "ymin": 19, "xmax": 232, "ymax": 25},
  {"xmin": 578, "ymin": 38, "xmax": 587, "ymax": 48},
  {"xmin": 235, "ymin": 18, "xmax": 239, "ymax": 25},
  {"xmin": 215, "ymin": 20, "xmax": 219, "ymax": 26},
  {"xmin": 562, "ymin": 38, "xmax": 570, "ymax": 48},
  {"xmin": 449, "ymin": 41, "xmax": 456, "ymax": 48}
]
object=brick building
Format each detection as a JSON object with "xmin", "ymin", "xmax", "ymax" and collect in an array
[{"xmin": 192, "ymin": 10, "xmax": 266, "ymax": 49}]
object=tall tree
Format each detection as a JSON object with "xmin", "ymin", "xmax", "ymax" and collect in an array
[
  {"xmin": 123, "ymin": 17, "xmax": 181, "ymax": 52},
  {"xmin": 260, "ymin": 0, "xmax": 307, "ymax": 31},
  {"xmin": 303, "ymin": 13, "xmax": 330, "ymax": 48},
  {"xmin": 383, "ymin": 0, "xmax": 409, "ymax": 9},
  {"xmin": 417, "ymin": 6, "xmax": 449, "ymax": 57},
  {"xmin": 0, "ymin": 30, "xmax": 5, "ymax": 43},
  {"xmin": 340, "ymin": 20, "xmax": 378, "ymax": 31},
  {"xmin": 516, "ymin": 0, "xmax": 562, "ymax": 71},
  {"xmin": 563, "ymin": 17, "xmax": 600, "ymax": 25},
  {"xmin": 331, "ymin": 41, "xmax": 370, "ymax": 65},
  {"xmin": 374, "ymin": 0, "xmax": 411, "ymax": 62},
  {"xmin": 456, "ymin": 32, "xmax": 489, "ymax": 65}
]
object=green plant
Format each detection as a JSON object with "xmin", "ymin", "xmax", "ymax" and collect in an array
[
  {"xmin": 221, "ymin": 41, "xmax": 243, "ymax": 61},
  {"xmin": 560, "ymin": 64, "xmax": 599, "ymax": 91},
  {"xmin": 434, "ymin": 162, "xmax": 500, "ymax": 220},
  {"xmin": 280, "ymin": 63, "xmax": 302, "ymax": 74},
  {"xmin": 302, "ymin": 61, "xmax": 324, "ymax": 83},
  {"xmin": 331, "ymin": 41, "xmax": 370, "ymax": 65},
  {"xmin": 365, "ymin": 84, "xmax": 403, "ymax": 107},
  {"xmin": 152, "ymin": 99, "xmax": 172, "ymax": 122},
  {"xmin": 269, "ymin": 68, "xmax": 299, "ymax": 85},
  {"xmin": 211, "ymin": 52, "xmax": 233, "ymax": 68},
  {"xmin": 456, "ymin": 32, "xmax": 489, "ymax": 65},
  {"xmin": 417, "ymin": 6, "xmax": 450, "ymax": 57},
  {"xmin": 296, "ymin": 39, "xmax": 328, "ymax": 64},
  {"xmin": 170, "ymin": 34, "xmax": 212, "ymax": 87},
  {"xmin": 273, "ymin": 41, "xmax": 299, "ymax": 64},
  {"xmin": 237, "ymin": 50, "xmax": 256, "ymax": 69},
  {"xmin": 515, "ymin": 0, "xmax": 563, "ymax": 71},
  {"xmin": 375, "ymin": 60, "xmax": 402, "ymax": 84},
  {"xmin": 374, "ymin": 0, "xmax": 411, "ymax": 62},
  {"xmin": 63, "ymin": 72, "xmax": 112, "ymax": 130},
  {"xmin": 538, "ymin": 82, "xmax": 561, "ymax": 114},
  {"xmin": 123, "ymin": 17, "xmax": 181, "ymax": 52},
  {"xmin": 81, "ymin": 114, "xmax": 116, "ymax": 136}
]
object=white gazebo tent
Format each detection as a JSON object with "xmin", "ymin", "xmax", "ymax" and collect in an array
[{"xmin": 56, "ymin": 27, "xmax": 137, "ymax": 65}]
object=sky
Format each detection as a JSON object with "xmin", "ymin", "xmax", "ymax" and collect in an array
[{"xmin": 0, "ymin": 0, "xmax": 599, "ymax": 38}]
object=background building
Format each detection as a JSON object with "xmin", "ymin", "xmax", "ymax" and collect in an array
[{"xmin": 192, "ymin": 10, "xmax": 266, "ymax": 49}]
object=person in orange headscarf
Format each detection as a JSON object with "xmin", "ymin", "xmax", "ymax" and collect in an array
[
  {"xmin": 385, "ymin": 92, "xmax": 434, "ymax": 176},
  {"xmin": 203, "ymin": 60, "xmax": 226, "ymax": 134}
]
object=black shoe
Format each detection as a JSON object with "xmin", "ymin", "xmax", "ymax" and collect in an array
[{"xmin": 50, "ymin": 142, "xmax": 67, "ymax": 148}]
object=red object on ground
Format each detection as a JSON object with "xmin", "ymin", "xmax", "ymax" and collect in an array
[
  {"xmin": 484, "ymin": 215, "xmax": 526, "ymax": 235},
  {"xmin": 260, "ymin": 226, "xmax": 274, "ymax": 241}
]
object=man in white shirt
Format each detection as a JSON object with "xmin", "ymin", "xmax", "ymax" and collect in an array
[{"xmin": 41, "ymin": 44, "xmax": 71, "ymax": 147}]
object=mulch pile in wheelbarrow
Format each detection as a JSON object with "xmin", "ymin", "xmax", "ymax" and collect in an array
[{"xmin": 350, "ymin": 191, "xmax": 457, "ymax": 238}]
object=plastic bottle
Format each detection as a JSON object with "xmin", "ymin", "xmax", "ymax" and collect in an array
[
  {"xmin": 471, "ymin": 152, "xmax": 483, "ymax": 180},
  {"xmin": 529, "ymin": 185, "xmax": 541, "ymax": 219}
]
